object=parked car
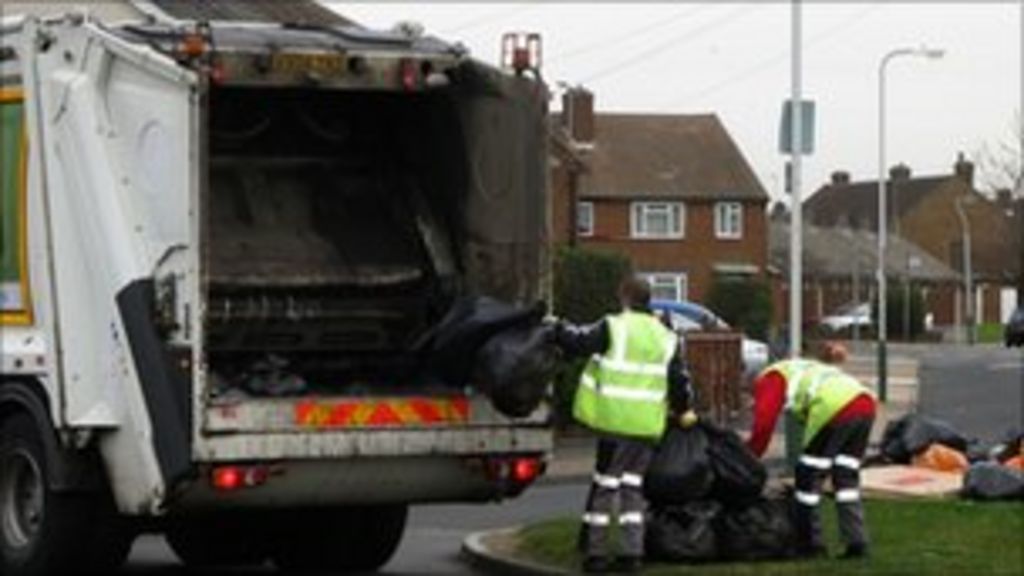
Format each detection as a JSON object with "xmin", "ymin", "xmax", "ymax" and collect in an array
[
  {"xmin": 820, "ymin": 302, "xmax": 872, "ymax": 333},
  {"xmin": 650, "ymin": 300, "xmax": 772, "ymax": 382},
  {"xmin": 1006, "ymin": 307, "xmax": 1024, "ymax": 347}
]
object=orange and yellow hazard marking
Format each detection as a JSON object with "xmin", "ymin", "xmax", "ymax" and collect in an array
[{"xmin": 295, "ymin": 397, "xmax": 471, "ymax": 428}]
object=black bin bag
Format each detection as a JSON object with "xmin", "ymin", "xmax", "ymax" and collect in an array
[
  {"xmin": 702, "ymin": 422, "xmax": 767, "ymax": 505},
  {"xmin": 645, "ymin": 501, "xmax": 720, "ymax": 563},
  {"xmin": 962, "ymin": 463, "xmax": 1024, "ymax": 501},
  {"xmin": 645, "ymin": 425, "xmax": 714, "ymax": 505},
  {"xmin": 715, "ymin": 496, "xmax": 798, "ymax": 561},
  {"xmin": 473, "ymin": 324, "xmax": 559, "ymax": 418},
  {"xmin": 417, "ymin": 296, "xmax": 546, "ymax": 387},
  {"xmin": 882, "ymin": 414, "xmax": 970, "ymax": 463}
]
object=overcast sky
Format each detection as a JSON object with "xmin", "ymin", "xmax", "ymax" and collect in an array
[{"xmin": 333, "ymin": 2, "xmax": 1022, "ymax": 202}]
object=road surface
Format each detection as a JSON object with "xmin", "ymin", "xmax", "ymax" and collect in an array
[
  {"xmin": 918, "ymin": 345, "xmax": 1023, "ymax": 443},
  {"xmin": 123, "ymin": 482, "xmax": 587, "ymax": 575}
]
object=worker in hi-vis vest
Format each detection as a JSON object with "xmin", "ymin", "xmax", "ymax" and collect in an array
[
  {"xmin": 554, "ymin": 278, "xmax": 694, "ymax": 574},
  {"xmin": 747, "ymin": 342, "xmax": 876, "ymax": 560}
]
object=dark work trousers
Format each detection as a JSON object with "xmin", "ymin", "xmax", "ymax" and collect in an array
[
  {"xmin": 794, "ymin": 416, "xmax": 874, "ymax": 552},
  {"xmin": 579, "ymin": 436, "xmax": 654, "ymax": 559}
]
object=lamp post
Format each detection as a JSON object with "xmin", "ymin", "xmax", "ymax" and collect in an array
[
  {"xmin": 877, "ymin": 45, "xmax": 943, "ymax": 402},
  {"xmin": 954, "ymin": 194, "xmax": 976, "ymax": 344}
]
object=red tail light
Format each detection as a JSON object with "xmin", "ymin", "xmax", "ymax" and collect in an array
[
  {"xmin": 511, "ymin": 457, "xmax": 542, "ymax": 484},
  {"xmin": 211, "ymin": 465, "xmax": 270, "ymax": 492}
]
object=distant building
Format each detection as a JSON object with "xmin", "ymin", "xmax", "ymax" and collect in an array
[
  {"xmin": 550, "ymin": 88, "xmax": 769, "ymax": 304},
  {"xmin": 768, "ymin": 218, "xmax": 960, "ymax": 329},
  {"xmin": 805, "ymin": 154, "xmax": 1021, "ymax": 325}
]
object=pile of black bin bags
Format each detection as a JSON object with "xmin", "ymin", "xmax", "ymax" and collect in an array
[
  {"xmin": 880, "ymin": 414, "xmax": 1024, "ymax": 501},
  {"xmin": 643, "ymin": 422, "xmax": 799, "ymax": 563},
  {"xmin": 415, "ymin": 296, "xmax": 559, "ymax": 418}
]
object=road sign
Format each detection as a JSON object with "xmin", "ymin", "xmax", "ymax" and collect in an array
[{"xmin": 779, "ymin": 99, "xmax": 815, "ymax": 155}]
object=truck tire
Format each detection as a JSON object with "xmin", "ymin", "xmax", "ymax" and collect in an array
[
  {"xmin": 0, "ymin": 414, "xmax": 86, "ymax": 575},
  {"xmin": 271, "ymin": 505, "xmax": 408, "ymax": 573},
  {"xmin": 165, "ymin": 514, "xmax": 271, "ymax": 567}
]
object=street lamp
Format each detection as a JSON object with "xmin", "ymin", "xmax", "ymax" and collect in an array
[
  {"xmin": 877, "ymin": 45, "xmax": 944, "ymax": 402},
  {"xmin": 954, "ymin": 194, "xmax": 977, "ymax": 344}
]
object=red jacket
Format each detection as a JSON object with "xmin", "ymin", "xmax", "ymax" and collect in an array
[{"xmin": 747, "ymin": 369, "xmax": 876, "ymax": 458}]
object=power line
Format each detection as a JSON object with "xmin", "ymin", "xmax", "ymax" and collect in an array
[
  {"xmin": 577, "ymin": 5, "xmax": 758, "ymax": 87},
  {"xmin": 547, "ymin": 4, "xmax": 711, "ymax": 66},
  {"xmin": 672, "ymin": 5, "xmax": 880, "ymax": 106}
]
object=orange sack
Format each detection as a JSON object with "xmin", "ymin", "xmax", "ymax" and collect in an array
[{"xmin": 911, "ymin": 443, "xmax": 969, "ymax": 473}]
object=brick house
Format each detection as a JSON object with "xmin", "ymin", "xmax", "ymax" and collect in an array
[
  {"xmin": 805, "ymin": 155, "xmax": 1021, "ymax": 326},
  {"xmin": 551, "ymin": 88, "xmax": 769, "ymax": 304},
  {"xmin": 768, "ymin": 216, "xmax": 960, "ymax": 330}
]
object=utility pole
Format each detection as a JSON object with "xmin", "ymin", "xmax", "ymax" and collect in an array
[
  {"xmin": 789, "ymin": 0, "xmax": 803, "ymax": 359},
  {"xmin": 1018, "ymin": 0, "xmax": 1023, "ymax": 305}
]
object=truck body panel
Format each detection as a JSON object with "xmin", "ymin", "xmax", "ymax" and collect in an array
[{"xmin": 1, "ymin": 9, "xmax": 552, "ymax": 521}]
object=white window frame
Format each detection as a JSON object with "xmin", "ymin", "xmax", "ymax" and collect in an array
[
  {"xmin": 630, "ymin": 201, "xmax": 684, "ymax": 239},
  {"xmin": 577, "ymin": 201, "xmax": 594, "ymax": 237},
  {"xmin": 714, "ymin": 201, "xmax": 743, "ymax": 240},
  {"xmin": 639, "ymin": 272, "xmax": 688, "ymax": 303}
]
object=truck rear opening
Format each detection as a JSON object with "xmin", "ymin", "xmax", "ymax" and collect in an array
[{"xmin": 206, "ymin": 86, "xmax": 464, "ymax": 397}]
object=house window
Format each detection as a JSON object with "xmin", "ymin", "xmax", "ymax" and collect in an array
[
  {"xmin": 631, "ymin": 202, "xmax": 684, "ymax": 239},
  {"xmin": 640, "ymin": 273, "xmax": 688, "ymax": 302},
  {"xmin": 714, "ymin": 202, "xmax": 743, "ymax": 239},
  {"xmin": 577, "ymin": 201, "xmax": 594, "ymax": 237}
]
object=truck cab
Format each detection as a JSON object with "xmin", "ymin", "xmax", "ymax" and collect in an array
[{"xmin": 0, "ymin": 5, "xmax": 551, "ymax": 574}]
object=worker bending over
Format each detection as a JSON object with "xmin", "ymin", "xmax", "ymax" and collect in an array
[{"xmin": 747, "ymin": 342, "xmax": 876, "ymax": 559}]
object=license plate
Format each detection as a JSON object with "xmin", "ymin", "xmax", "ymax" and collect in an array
[{"xmin": 271, "ymin": 53, "xmax": 346, "ymax": 76}]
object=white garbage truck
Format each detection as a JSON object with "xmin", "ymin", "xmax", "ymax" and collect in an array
[{"xmin": 0, "ymin": 5, "xmax": 552, "ymax": 574}]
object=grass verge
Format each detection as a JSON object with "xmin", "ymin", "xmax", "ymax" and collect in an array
[{"xmin": 517, "ymin": 499, "xmax": 1023, "ymax": 575}]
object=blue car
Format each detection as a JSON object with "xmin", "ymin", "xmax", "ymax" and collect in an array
[{"xmin": 649, "ymin": 299, "xmax": 771, "ymax": 381}]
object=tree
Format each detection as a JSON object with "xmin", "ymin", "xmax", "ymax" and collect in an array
[
  {"xmin": 975, "ymin": 112, "xmax": 1024, "ymax": 304},
  {"xmin": 551, "ymin": 247, "xmax": 632, "ymax": 427},
  {"xmin": 705, "ymin": 276, "xmax": 774, "ymax": 341},
  {"xmin": 976, "ymin": 112, "xmax": 1023, "ymax": 194}
]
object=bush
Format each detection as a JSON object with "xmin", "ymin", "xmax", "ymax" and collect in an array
[
  {"xmin": 552, "ymin": 247, "xmax": 632, "ymax": 323},
  {"xmin": 705, "ymin": 277, "xmax": 773, "ymax": 341},
  {"xmin": 872, "ymin": 283, "xmax": 925, "ymax": 341},
  {"xmin": 551, "ymin": 247, "xmax": 632, "ymax": 427}
]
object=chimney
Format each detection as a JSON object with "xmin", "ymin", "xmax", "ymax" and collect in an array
[
  {"xmin": 889, "ymin": 163, "xmax": 911, "ymax": 182},
  {"xmin": 954, "ymin": 152, "xmax": 974, "ymax": 188},
  {"xmin": 830, "ymin": 170, "xmax": 851, "ymax": 186},
  {"xmin": 561, "ymin": 87, "xmax": 594, "ymax": 145},
  {"xmin": 995, "ymin": 188, "xmax": 1014, "ymax": 214}
]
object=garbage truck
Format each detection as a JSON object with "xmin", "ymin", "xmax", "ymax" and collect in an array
[{"xmin": 0, "ymin": 5, "xmax": 551, "ymax": 574}]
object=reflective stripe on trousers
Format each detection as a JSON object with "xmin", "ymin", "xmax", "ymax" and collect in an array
[{"xmin": 581, "ymin": 438, "xmax": 652, "ymax": 558}]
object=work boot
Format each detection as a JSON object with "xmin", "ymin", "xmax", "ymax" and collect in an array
[
  {"xmin": 582, "ymin": 555, "xmax": 613, "ymax": 574},
  {"xmin": 839, "ymin": 543, "xmax": 870, "ymax": 560},
  {"xmin": 612, "ymin": 555, "xmax": 643, "ymax": 573}
]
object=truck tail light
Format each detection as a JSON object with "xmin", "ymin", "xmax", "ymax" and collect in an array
[
  {"xmin": 484, "ymin": 455, "xmax": 545, "ymax": 494},
  {"xmin": 511, "ymin": 457, "xmax": 542, "ymax": 484},
  {"xmin": 211, "ymin": 465, "xmax": 270, "ymax": 492}
]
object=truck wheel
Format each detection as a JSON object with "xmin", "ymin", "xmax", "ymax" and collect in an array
[
  {"xmin": 0, "ymin": 414, "xmax": 85, "ymax": 575},
  {"xmin": 272, "ymin": 505, "xmax": 408, "ymax": 573},
  {"xmin": 165, "ymin": 515, "xmax": 270, "ymax": 567}
]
